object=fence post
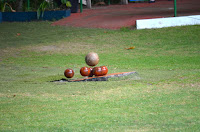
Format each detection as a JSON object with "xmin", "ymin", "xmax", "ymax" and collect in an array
[
  {"xmin": 174, "ymin": 0, "xmax": 177, "ymax": 17},
  {"xmin": 80, "ymin": 0, "xmax": 83, "ymax": 13}
]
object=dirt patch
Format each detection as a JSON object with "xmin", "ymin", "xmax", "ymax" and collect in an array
[
  {"xmin": 30, "ymin": 42, "xmax": 96, "ymax": 54},
  {"xmin": 0, "ymin": 48, "xmax": 22, "ymax": 60}
]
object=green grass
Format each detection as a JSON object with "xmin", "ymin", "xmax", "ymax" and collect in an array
[{"xmin": 0, "ymin": 22, "xmax": 200, "ymax": 131}]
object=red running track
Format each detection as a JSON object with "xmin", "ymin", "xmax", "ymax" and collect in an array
[{"xmin": 52, "ymin": 0, "xmax": 200, "ymax": 29}]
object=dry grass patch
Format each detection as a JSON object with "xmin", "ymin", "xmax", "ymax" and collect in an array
[{"xmin": 30, "ymin": 42, "xmax": 96, "ymax": 54}]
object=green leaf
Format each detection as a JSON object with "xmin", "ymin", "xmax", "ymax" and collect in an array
[
  {"xmin": 66, "ymin": 1, "xmax": 72, "ymax": 7},
  {"xmin": 61, "ymin": 0, "xmax": 66, "ymax": 4},
  {"xmin": 37, "ymin": 0, "xmax": 49, "ymax": 19}
]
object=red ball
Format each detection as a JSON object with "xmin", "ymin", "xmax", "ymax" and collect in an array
[
  {"xmin": 64, "ymin": 69, "xmax": 74, "ymax": 78},
  {"xmin": 93, "ymin": 67, "xmax": 102, "ymax": 76},
  {"xmin": 80, "ymin": 67, "xmax": 91, "ymax": 76},
  {"xmin": 101, "ymin": 66, "xmax": 108, "ymax": 75},
  {"xmin": 88, "ymin": 67, "xmax": 94, "ymax": 77}
]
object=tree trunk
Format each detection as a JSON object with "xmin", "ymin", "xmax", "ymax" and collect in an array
[
  {"xmin": 16, "ymin": 0, "xmax": 23, "ymax": 12},
  {"xmin": 121, "ymin": 0, "xmax": 128, "ymax": 5},
  {"xmin": 87, "ymin": 0, "xmax": 91, "ymax": 9}
]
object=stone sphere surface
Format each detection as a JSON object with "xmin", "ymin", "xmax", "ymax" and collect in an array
[
  {"xmin": 93, "ymin": 67, "xmax": 102, "ymax": 76},
  {"xmin": 64, "ymin": 69, "xmax": 74, "ymax": 78},
  {"xmin": 88, "ymin": 67, "xmax": 94, "ymax": 77},
  {"xmin": 85, "ymin": 52, "xmax": 99, "ymax": 66},
  {"xmin": 80, "ymin": 67, "xmax": 91, "ymax": 76},
  {"xmin": 101, "ymin": 66, "xmax": 108, "ymax": 75}
]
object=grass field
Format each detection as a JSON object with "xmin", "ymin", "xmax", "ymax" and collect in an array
[{"xmin": 0, "ymin": 22, "xmax": 200, "ymax": 131}]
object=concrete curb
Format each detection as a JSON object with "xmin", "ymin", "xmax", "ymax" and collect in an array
[{"xmin": 136, "ymin": 15, "xmax": 200, "ymax": 29}]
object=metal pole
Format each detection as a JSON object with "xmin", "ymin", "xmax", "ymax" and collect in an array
[
  {"xmin": 174, "ymin": 0, "xmax": 177, "ymax": 17},
  {"xmin": 27, "ymin": 0, "xmax": 30, "ymax": 11},
  {"xmin": 108, "ymin": 0, "xmax": 110, "ymax": 5},
  {"xmin": 80, "ymin": 0, "xmax": 83, "ymax": 13}
]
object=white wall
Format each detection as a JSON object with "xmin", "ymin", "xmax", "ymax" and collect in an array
[
  {"xmin": 79, "ymin": 0, "xmax": 87, "ymax": 5},
  {"xmin": 136, "ymin": 15, "xmax": 200, "ymax": 29}
]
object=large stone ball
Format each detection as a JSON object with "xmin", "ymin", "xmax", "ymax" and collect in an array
[{"xmin": 85, "ymin": 52, "xmax": 99, "ymax": 66}]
